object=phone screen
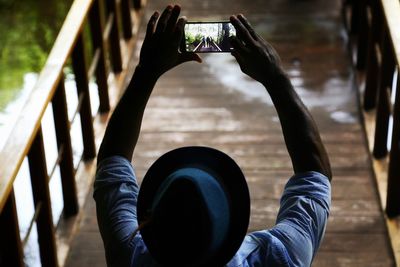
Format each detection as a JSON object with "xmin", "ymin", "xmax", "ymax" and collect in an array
[{"xmin": 183, "ymin": 21, "xmax": 236, "ymax": 53}]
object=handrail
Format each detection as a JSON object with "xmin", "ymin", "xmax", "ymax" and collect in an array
[
  {"xmin": 380, "ymin": 0, "xmax": 400, "ymax": 217},
  {"xmin": 344, "ymin": 0, "xmax": 400, "ymax": 264},
  {"xmin": 381, "ymin": 0, "xmax": 400, "ymax": 67},
  {"xmin": 0, "ymin": 0, "xmax": 92, "ymax": 218},
  {"xmin": 0, "ymin": 0, "xmax": 144, "ymax": 265}
]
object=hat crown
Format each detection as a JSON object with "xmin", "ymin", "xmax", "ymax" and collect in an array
[
  {"xmin": 137, "ymin": 146, "xmax": 250, "ymax": 267},
  {"xmin": 150, "ymin": 168, "xmax": 230, "ymax": 265}
]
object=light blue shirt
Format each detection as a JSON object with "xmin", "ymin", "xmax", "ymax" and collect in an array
[{"xmin": 94, "ymin": 156, "xmax": 331, "ymax": 267}]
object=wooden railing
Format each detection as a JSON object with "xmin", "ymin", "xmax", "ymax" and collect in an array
[
  {"xmin": 345, "ymin": 0, "xmax": 400, "ymax": 217},
  {"xmin": 0, "ymin": 0, "xmax": 144, "ymax": 266},
  {"xmin": 343, "ymin": 0, "xmax": 400, "ymax": 263}
]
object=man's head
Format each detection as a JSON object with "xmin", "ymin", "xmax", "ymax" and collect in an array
[{"xmin": 137, "ymin": 146, "xmax": 250, "ymax": 266}]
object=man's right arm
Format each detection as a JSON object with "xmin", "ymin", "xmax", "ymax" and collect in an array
[
  {"xmin": 264, "ymin": 75, "xmax": 332, "ymax": 180},
  {"xmin": 227, "ymin": 15, "xmax": 332, "ymax": 266},
  {"xmin": 230, "ymin": 15, "xmax": 332, "ymax": 180}
]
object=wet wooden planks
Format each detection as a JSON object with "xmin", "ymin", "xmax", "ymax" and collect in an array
[{"xmin": 65, "ymin": 0, "xmax": 395, "ymax": 266}]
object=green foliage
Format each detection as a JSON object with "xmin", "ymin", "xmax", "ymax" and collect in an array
[
  {"xmin": 0, "ymin": 0, "xmax": 73, "ymax": 111},
  {"xmin": 83, "ymin": 19, "xmax": 94, "ymax": 72},
  {"xmin": 185, "ymin": 32, "xmax": 203, "ymax": 51}
]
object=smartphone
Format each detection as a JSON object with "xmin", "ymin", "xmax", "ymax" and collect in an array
[{"xmin": 182, "ymin": 21, "xmax": 236, "ymax": 53}]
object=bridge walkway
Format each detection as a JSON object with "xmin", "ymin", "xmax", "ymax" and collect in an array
[{"xmin": 64, "ymin": 0, "xmax": 395, "ymax": 266}]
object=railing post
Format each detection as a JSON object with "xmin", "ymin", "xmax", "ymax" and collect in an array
[
  {"xmin": 106, "ymin": 0, "xmax": 123, "ymax": 72},
  {"xmin": 350, "ymin": 0, "xmax": 360, "ymax": 34},
  {"xmin": 372, "ymin": 31, "xmax": 395, "ymax": 158},
  {"xmin": 363, "ymin": 4, "xmax": 382, "ymax": 110},
  {"xmin": 28, "ymin": 127, "xmax": 58, "ymax": 267},
  {"xmin": 72, "ymin": 33, "xmax": 97, "ymax": 160},
  {"xmin": 0, "ymin": 189, "xmax": 24, "ymax": 267},
  {"xmin": 121, "ymin": 0, "xmax": 133, "ymax": 39},
  {"xmin": 52, "ymin": 77, "xmax": 79, "ymax": 216},
  {"xmin": 133, "ymin": 0, "xmax": 142, "ymax": 9},
  {"xmin": 90, "ymin": 0, "xmax": 110, "ymax": 113},
  {"xmin": 386, "ymin": 70, "xmax": 400, "ymax": 218},
  {"xmin": 356, "ymin": 0, "xmax": 368, "ymax": 69}
]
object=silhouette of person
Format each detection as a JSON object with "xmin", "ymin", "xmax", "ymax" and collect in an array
[
  {"xmin": 206, "ymin": 36, "xmax": 211, "ymax": 48},
  {"xmin": 95, "ymin": 4, "xmax": 331, "ymax": 267},
  {"xmin": 201, "ymin": 35, "xmax": 207, "ymax": 48}
]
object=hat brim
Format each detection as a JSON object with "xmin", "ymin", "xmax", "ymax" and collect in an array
[{"xmin": 137, "ymin": 146, "xmax": 250, "ymax": 266}]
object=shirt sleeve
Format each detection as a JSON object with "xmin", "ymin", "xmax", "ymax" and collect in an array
[
  {"xmin": 269, "ymin": 171, "xmax": 331, "ymax": 266},
  {"xmin": 93, "ymin": 156, "xmax": 139, "ymax": 266}
]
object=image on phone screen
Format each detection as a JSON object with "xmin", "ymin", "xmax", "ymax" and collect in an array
[{"xmin": 183, "ymin": 22, "xmax": 236, "ymax": 53}]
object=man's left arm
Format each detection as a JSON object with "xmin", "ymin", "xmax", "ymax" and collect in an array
[{"xmin": 97, "ymin": 5, "xmax": 201, "ymax": 163}]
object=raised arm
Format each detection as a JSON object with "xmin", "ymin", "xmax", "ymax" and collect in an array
[
  {"xmin": 230, "ymin": 15, "xmax": 332, "ymax": 180},
  {"xmin": 97, "ymin": 5, "xmax": 201, "ymax": 164}
]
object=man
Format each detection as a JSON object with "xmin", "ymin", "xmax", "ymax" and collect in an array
[{"xmin": 94, "ymin": 4, "xmax": 332, "ymax": 267}]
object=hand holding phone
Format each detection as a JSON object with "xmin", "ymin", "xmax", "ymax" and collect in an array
[
  {"xmin": 230, "ymin": 14, "xmax": 284, "ymax": 87},
  {"xmin": 182, "ymin": 21, "xmax": 236, "ymax": 53},
  {"xmin": 138, "ymin": 5, "xmax": 201, "ymax": 78}
]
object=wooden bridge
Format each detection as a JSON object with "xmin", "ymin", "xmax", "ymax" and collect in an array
[{"xmin": 0, "ymin": 0, "xmax": 400, "ymax": 266}]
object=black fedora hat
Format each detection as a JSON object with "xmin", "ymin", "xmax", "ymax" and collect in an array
[{"xmin": 137, "ymin": 146, "xmax": 250, "ymax": 266}]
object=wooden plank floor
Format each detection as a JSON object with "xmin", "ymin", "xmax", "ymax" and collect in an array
[{"xmin": 65, "ymin": 0, "xmax": 395, "ymax": 266}]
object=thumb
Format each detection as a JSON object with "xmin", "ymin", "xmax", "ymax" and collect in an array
[
  {"xmin": 178, "ymin": 52, "xmax": 202, "ymax": 64},
  {"xmin": 231, "ymin": 50, "xmax": 247, "ymax": 73}
]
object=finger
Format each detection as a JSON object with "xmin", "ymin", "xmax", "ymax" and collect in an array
[
  {"xmin": 172, "ymin": 17, "xmax": 186, "ymax": 46},
  {"xmin": 230, "ymin": 15, "xmax": 256, "ymax": 47},
  {"xmin": 155, "ymin": 5, "xmax": 173, "ymax": 34},
  {"xmin": 232, "ymin": 15, "xmax": 256, "ymax": 45},
  {"xmin": 178, "ymin": 52, "xmax": 202, "ymax": 64},
  {"xmin": 231, "ymin": 50, "xmax": 242, "ymax": 63},
  {"xmin": 237, "ymin": 14, "xmax": 259, "ymax": 41},
  {"xmin": 230, "ymin": 36, "xmax": 249, "ymax": 54},
  {"xmin": 165, "ymin": 5, "xmax": 181, "ymax": 33},
  {"xmin": 231, "ymin": 50, "xmax": 246, "ymax": 72},
  {"xmin": 144, "ymin": 11, "xmax": 159, "ymax": 40}
]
